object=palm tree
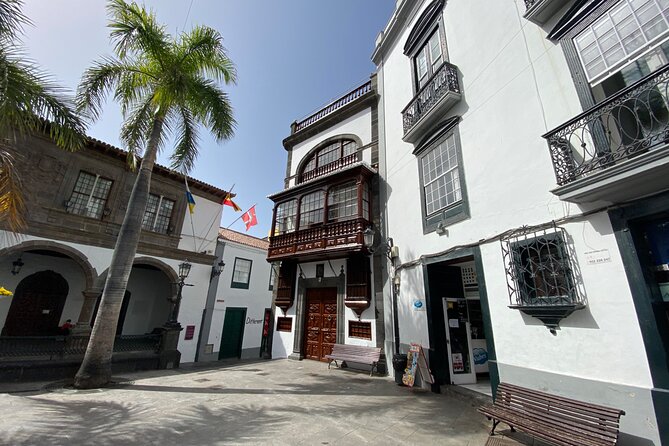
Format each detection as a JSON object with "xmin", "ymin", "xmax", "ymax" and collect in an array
[
  {"xmin": 73, "ymin": 0, "xmax": 236, "ymax": 389},
  {"xmin": 0, "ymin": 0, "xmax": 86, "ymax": 231}
]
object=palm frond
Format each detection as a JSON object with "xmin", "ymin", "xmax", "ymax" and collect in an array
[
  {"xmin": 184, "ymin": 76, "xmax": 236, "ymax": 143},
  {"xmin": 0, "ymin": 54, "xmax": 86, "ymax": 151},
  {"xmin": 106, "ymin": 0, "xmax": 169, "ymax": 63},
  {"xmin": 77, "ymin": 57, "xmax": 129, "ymax": 121},
  {"xmin": 169, "ymin": 106, "xmax": 199, "ymax": 173},
  {"xmin": 178, "ymin": 26, "xmax": 237, "ymax": 84},
  {"xmin": 119, "ymin": 93, "xmax": 155, "ymax": 162},
  {"xmin": 0, "ymin": 148, "xmax": 25, "ymax": 232},
  {"xmin": 0, "ymin": 0, "xmax": 29, "ymax": 42}
]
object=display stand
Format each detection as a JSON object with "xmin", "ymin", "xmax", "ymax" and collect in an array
[{"xmin": 402, "ymin": 343, "xmax": 434, "ymax": 387}]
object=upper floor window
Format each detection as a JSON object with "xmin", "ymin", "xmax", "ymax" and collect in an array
[
  {"xmin": 299, "ymin": 139, "xmax": 359, "ymax": 183},
  {"xmin": 67, "ymin": 171, "xmax": 113, "ymax": 219},
  {"xmin": 328, "ymin": 182, "xmax": 358, "ymax": 222},
  {"xmin": 574, "ymin": 0, "xmax": 669, "ymax": 86},
  {"xmin": 231, "ymin": 257, "xmax": 252, "ymax": 289},
  {"xmin": 299, "ymin": 190, "xmax": 325, "ymax": 227},
  {"xmin": 274, "ymin": 199, "xmax": 297, "ymax": 235},
  {"xmin": 422, "ymin": 133, "xmax": 462, "ymax": 216},
  {"xmin": 142, "ymin": 194, "xmax": 175, "ymax": 234},
  {"xmin": 415, "ymin": 29, "xmax": 445, "ymax": 89}
]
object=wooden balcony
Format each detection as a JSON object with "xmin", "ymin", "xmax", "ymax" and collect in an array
[
  {"xmin": 299, "ymin": 153, "xmax": 359, "ymax": 184},
  {"xmin": 267, "ymin": 218, "xmax": 371, "ymax": 261}
]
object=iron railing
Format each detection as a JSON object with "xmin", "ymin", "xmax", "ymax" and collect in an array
[
  {"xmin": 0, "ymin": 334, "xmax": 161, "ymax": 358},
  {"xmin": 524, "ymin": 0, "xmax": 538, "ymax": 9},
  {"xmin": 299, "ymin": 153, "xmax": 359, "ymax": 183},
  {"xmin": 544, "ymin": 65, "xmax": 669, "ymax": 186},
  {"xmin": 294, "ymin": 81, "xmax": 373, "ymax": 133},
  {"xmin": 402, "ymin": 62, "xmax": 460, "ymax": 135}
]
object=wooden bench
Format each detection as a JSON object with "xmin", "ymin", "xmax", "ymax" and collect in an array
[
  {"xmin": 325, "ymin": 344, "xmax": 381, "ymax": 376},
  {"xmin": 478, "ymin": 383, "xmax": 625, "ymax": 446}
]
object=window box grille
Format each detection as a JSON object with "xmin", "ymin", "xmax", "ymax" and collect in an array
[{"xmin": 501, "ymin": 225, "xmax": 584, "ymax": 331}]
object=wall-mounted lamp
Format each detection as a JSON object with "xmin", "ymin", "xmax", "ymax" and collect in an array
[
  {"xmin": 436, "ymin": 222, "xmax": 448, "ymax": 236},
  {"xmin": 363, "ymin": 226, "xmax": 399, "ymax": 262},
  {"xmin": 316, "ymin": 264, "xmax": 324, "ymax": 283},
  {"xmin": 11, "ymin": 257, "xmax": 24, "ymax": 275},
  {"xmin": 211, "ymin": 260, "xmax": 225, "ymax": 278}
]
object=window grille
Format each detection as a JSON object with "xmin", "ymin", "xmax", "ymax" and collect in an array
[{"xmin": 501, "ymin": 225, "xmax": 583, "ymax": 310}]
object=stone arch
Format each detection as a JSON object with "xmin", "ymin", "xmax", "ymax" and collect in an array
[
  {"xmin": 295, "ymin": 133, "xmax": 365, "ymax": 181},
  {"xmin": 0, "ymin": 240, "xmax": 97, "ymax": 290},
  {"xmin": 94, "ymin": 256, "xmax": 178, "ymax": 296}
]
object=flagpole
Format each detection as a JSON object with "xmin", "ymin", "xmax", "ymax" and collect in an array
[
  {"xmin": 227, "ymin": 203, "xmax": 257, "ymax": 229},
  {"xmin": 185, "ymin": 176, "xmax": 198, "ymax": 252},
  {"xmin": 197, "ymin": 183, "xmax": 237, "ymax": 253}
]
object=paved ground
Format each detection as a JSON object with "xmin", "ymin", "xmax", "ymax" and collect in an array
[{"xmin": 0, "ymin": 359, "xmax": 493, "ymax": 446}]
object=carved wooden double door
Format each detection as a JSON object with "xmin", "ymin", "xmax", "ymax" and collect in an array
[{"xmin": 304, "ymin": 287, "xmax": 337, "ymax": 362}]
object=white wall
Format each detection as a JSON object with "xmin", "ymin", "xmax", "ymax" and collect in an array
[
  {"xmin": 178, "ymin": 195, "xmax": 223, "ymax": 256},
  {"xmin": 207, "ymin": 241, "xmax": 272, "ymax": 357},
  {"xmin": 123, "ymin": 267, "xmax": 172, "ymax": 335}
]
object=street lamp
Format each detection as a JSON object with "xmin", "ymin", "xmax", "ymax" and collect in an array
[
  {"xmin": 166, "ymin": 259, "xmax": 192, "ymax": 328},
  {"xmin": 11, "ymin": 257, "xmax": 24, "ymax": 275},
  {"xmin": 210, "ymin": 259, "xmax": 225, "ymax": 278}
]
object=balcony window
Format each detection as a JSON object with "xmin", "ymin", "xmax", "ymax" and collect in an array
[
  {"xmin": 415, "ymin": 29, "xmax": 445, "ymax": 89},
  {"xmin": 299, "ymin": 139, "xmax": 359, "ymax": 183},
  {"xmin": 274, "ymin": 199, "xmax": 297, "ymax": 235},
  {"xmin": 299, "ymin": 190, "xmax": 324, "ymax": 228},
  {"xmin": 142, "ymin": 194, "xmax": 175, "ymax": 234},
  {"xmin": 328, "ymin": 182, "xmax": 358, "ymax": 222},
  {"xmin": 67, "ymin": 171, "xmax": 113, "ymax": 219}
]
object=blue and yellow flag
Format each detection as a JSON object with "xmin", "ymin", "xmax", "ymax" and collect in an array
[{"xmin": 185, "ymin": 181, "xmax": 196, "ymax": 214}]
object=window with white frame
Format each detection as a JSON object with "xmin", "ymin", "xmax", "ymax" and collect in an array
[
  {"xmin": 142, "ymin": 194, "xmax": 175, "ymax": 234},
  {"xmin": 274, "ymin": 199, "xmax": 297, "ymax": 235},
  {"xmin": 231, "ymin": 257, "xmax": 252, "ymax": 289},
  {"xmin": 574, "ymin": 0, "xmax": 669, "ymax": 85},
  {"xmin": 67, "ymin": 171, "xmax": 113, "ymax": 219},
  {"xmin": 415, "ymin": 29, "xmax": 445, "ymax": 89},
  {"xmin": 328, "ymin": 182, "xmax": 358, "ymax": 222},
  {"xmin": 421, "ymin": 133, "xmax": 462, "ymax": 216}
]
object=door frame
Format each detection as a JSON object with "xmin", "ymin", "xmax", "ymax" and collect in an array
[
  {"xmin": 219, "ymin": 307, "xmax": 247, "ymax": 360},
  {"xmin": 303, "ymin": 287, "xmax": 338, "ymax": 362}
]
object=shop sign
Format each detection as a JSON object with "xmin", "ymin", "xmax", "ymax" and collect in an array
[
  {"xmin": 584, "ymin": 249, "xmax": 611, "ymax": 265},
  {"xmin": 452, "ymin": 353, "xmax": 464, "ymax": 372}
]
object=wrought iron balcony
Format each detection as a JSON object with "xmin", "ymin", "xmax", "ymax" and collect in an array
[
  {"xmin": 267, "ymin": 218, "xmax": 371, "ymax": 261},
  {"xmin": 544, "ymin": 65, "xmax": 669, "ymax": 203},
  {"xmin": 523, "ymin": 0, "xmax": 571, "ymax": 25},
  {"xmin": 402, "ymin": 62, "xmax": 461, "ymax": 144},
  {"xmin": 294, "ymin": 81, "xmax": 373, "ymax": 133}
]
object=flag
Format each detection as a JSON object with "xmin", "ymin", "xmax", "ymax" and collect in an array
[
  {"xmin": 223, "ymin": 193, "xmax": 242, "ymax": 212},
  {"xmin": 242, "ymin": 205, "xmax": 258, "ymax": 231},
  {"xmin": 185, "ymin": 181, "xmax": 196, "ymax": 214}
]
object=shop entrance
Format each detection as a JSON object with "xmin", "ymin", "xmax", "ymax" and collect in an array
[
  {"xmin": 427, "ymin": 259, "xmax": 492, "ymax": 395},
  {"xmin": 219, "ymin": 307, "xmax": 247, "ymax": 359},
  {"xmin": 303, "ymin": 287, "xmax": 337, "ymax": 362}
]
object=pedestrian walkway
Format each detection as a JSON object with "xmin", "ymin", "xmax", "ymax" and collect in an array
[{"xmin": 0, "ymin": 359, "xmax": 491, "ymax": 445}]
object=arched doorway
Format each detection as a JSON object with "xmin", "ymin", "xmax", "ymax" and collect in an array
[{"xmin": 1, "ymin": 271, "xmax": 69, "ymax": 336}]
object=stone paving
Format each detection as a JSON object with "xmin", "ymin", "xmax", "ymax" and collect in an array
[{"xmin": 0, "ymin": 359, "xmax": 492, "ymax": 446}]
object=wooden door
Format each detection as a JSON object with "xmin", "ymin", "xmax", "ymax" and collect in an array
[
  {"xmin": 219, "ymin": 307, "xmax": 247, "ymax": 359},
  {"xmin": 304, "ymin": 288, "xmax": 337, "ymax": 362},
  {"xmin": 2, "ymin": 271, "xmax": 69, "ymax": 336}
]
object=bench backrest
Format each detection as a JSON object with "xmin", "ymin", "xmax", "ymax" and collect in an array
[
  {"xmin": 330, "ymin": 344, "xmax": 381, "ymax": 360},
  {"xmin": 495, "ymin": 383, "xmax": 625, "ymax": 446}
]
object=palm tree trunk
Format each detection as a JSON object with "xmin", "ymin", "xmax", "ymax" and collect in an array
[{"xmin": 74, "ymin": 116, "xmax": 164, "ymax": 389}]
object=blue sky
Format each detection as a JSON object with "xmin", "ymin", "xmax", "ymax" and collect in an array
[{"xmin": 21, "ymin": 0, "xmax": 395, "ymax": 238}]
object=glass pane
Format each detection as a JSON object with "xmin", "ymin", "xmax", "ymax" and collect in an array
[
  {"xmin": 299, "ymin": 191, "xmax": 324, "ymax": 227},
  {"xmin": 328, "ymin": 182, "xmax": 358, "ymax": 221},
  {"xmin": 422, "ymin": 135, "xmax": 462, "ymax": 215},
  {"xmin": 142, "ymin": 194, "xmax": 159, "ymax": 230},
  {"xmin": 233, "ymin": 258, "xmax": 251, "ymax": 284}
]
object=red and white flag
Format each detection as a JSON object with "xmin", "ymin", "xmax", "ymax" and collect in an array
[{"xmin": 241, "ymin": 205, "xmax": 258, "ymax": 231}]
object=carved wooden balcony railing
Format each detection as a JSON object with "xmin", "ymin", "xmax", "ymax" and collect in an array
[
  {"xmin": 294, "ymin": 81, "xmax": 373, "ymax": 133},
  {"xmin": 299, "ymin": 153, "xmax": 359, "ymax": 184},
  {"xmin": 544, "ymin": 64, "xmax": 669, "ymax": 187},
  {"xmin": 268, "ymin": 218, "xmax": 371, "ymax": 261},
  {"xmin": 525, "ymin": 0, "xmax": 538, "ymax": 9},
  {"xmin": 402, "ymin": 62, "xmax": 461, "ymax": 143}
]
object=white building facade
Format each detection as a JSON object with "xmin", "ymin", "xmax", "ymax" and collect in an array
[{"xmin": 371, "ymin": 0, "xmax": 669, "ymax": 444}]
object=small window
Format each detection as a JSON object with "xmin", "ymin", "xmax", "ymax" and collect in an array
[
  {"xmin": 328, "ymin": 182, "xmax": 358, "ymax": 222},
  {"xmin": 142, "ymin": 194, "xmax": 175, "ymax": 234},
  {"xmin": 231, "ymin": 257, "xmax": 253, "ymax": 289},
  {"xmin": 276, "ymin": 317, "xmax": 292, "ymax": 332},
  {"xmin": 274, "ymin": 199, "xmax": 297, "ymax": 235},
  {"xmin": 349, "ymin": 321, "xmax": 372, "ymax": 340},
  {"xmin": 299, "ymin": 191, "xmax": 325, "ymax": 228},
  {"xmin": 67, "ymin": 171, "xmax": 113, "ymax": 219},
  {"xmin": 414, "ymin": 29, "xmax": 445, "ymax": 89}
]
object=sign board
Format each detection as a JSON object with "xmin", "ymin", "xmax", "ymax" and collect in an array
[
  {"xmin": 402, "ymin": 343, "xmax": 435, "ymax": 387},
  {"xmin": 184, "ymin": 325, "xmax": 195, "ymax": 340},
  {"xmin": 452, "ymin": 353, "xmax": 464, "ymax": 372},
  {"xmin": 584, "ymin": 249, "xmax": 611, "ymax": 265}
]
